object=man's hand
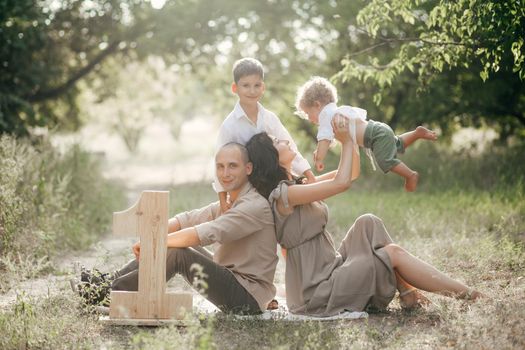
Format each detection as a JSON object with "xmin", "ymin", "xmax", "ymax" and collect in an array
[
  {"xmin": 218, "ymin": 191, "xmax": 231, "ymax": 213},
  {"xmin": 132, "ymin": 241, "xmax": 140, "ymax": 260}
]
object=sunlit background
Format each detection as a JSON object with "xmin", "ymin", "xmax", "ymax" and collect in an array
[
  {"xmin": 1, "ymin": 2, "xmax": 524, "ymax": 348},
  {"xmin": 1, "ymin": 0, "xmax": 524, "ymax": 189}
]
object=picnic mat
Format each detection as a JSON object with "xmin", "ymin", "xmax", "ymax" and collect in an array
[{"xmin": 234, "ymin": 309, "xmax": 368, "ymax": 321}]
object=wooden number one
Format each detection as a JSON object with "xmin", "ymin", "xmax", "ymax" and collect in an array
[{"xmin": 108, "ymin": 191, "xmax": 192, "ymax": 322}]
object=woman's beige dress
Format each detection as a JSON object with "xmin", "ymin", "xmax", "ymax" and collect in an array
[{"xmin": 269, "ymin": 180, "xmax": 397, "ymax": 316}]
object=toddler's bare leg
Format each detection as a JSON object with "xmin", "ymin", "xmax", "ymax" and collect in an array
[
  {"xmin": 399, "ymin": 126, "xmax": 437, "ymax": 149},
  {"xmin": 384, "ymin": 244, "xmax": 483, "ymax": 300},
  {"xmin": 390, "ymin": 162, "xmax": 419, "ymax": 192}
]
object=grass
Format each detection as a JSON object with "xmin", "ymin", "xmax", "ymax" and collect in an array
[
  {"xmin": 0, "ymin": 135, "xmax": 127, "ymax": 292},
  {"xmin": 1, "ymin": 140, "xmax": 524, "ymax": 349},
  {"xmin": 1, "ymin": 183, "xmax": 523, "ymax": 349}
]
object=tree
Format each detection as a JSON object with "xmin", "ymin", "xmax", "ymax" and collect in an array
[
  {"xmin": 334, "ymin": 0, "xmax": 525, "ymax": 137},
  {"xmin": 3, "ymin": 0, "xmax": 523, "ymax": 141},
  {"xmin": 1, "ymin": 0, "xmax": 151, "ymax": 135},
  {"xmin": 0, "ymin": 0, "xmax": 313, "ymax": 136}
]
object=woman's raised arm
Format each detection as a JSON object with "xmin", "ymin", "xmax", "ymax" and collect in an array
[{"xmin": 286, "ymin": 116, "xmax": 359, "ymax": 207}]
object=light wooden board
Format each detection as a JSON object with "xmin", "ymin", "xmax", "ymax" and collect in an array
[
  {"xmin": 99, "ymin": 315, "xmax": 192, "ymax": 327},
  {"xmin": 102, "ymin": 191, "xmax": 193, "ymax": 325}
]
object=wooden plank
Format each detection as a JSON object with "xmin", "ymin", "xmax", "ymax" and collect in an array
[
  {"xmin": 110, "ymin": 291, "xmax": 192, "ymax": 319},
  {"xmin": 109, "ymin": 291, "xmax": 137, "ymax": 319},
  {"xmin": 161, "ymin": 293, "xmax": 193, "ymax": 319},
  {"xmin": 104, "ymin": 191, "xmax": 193, "ymax": 325},
  {"xmin": 112, "ymin": 196, "xmax": 141, "ymax": 237},
  {"xmin": 99, "ymin": 315, "xmax": 192, "ymax": 327},
  {"xmin": 136, "ymin": 191, "xmax": 168, "ymax": 319}
]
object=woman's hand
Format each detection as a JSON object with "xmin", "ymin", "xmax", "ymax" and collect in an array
[
  {"xmin": 331, "ymin": 114, "xmax": 351, "ymax": 144},
  {"xmin": 132, "ymin": 241, "xmax": 141, "ymax": 260}
]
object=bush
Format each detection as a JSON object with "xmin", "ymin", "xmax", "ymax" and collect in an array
[
  {"xmin": 323, "ymin": 140, "xmax": 525, "ymax": 193},
  {"xmin": 0, "ymin": 134, "xmax": 126, "ymax": 285}
]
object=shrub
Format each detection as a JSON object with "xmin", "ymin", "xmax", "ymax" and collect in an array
[
  {"xmin": 323, "ymin": 140, "xmax": 525, "ymax": 193},
  {"xmin": 0, "ymin": 134, "xmax": 126, "ymax": 287}
]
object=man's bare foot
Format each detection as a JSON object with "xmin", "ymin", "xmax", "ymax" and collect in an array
[
  {"xmin": 415, "ymin": 126, "xmax": 438, "ymax": 141},
  {"xmin": 399, "ymin": 289, "xmax": 431, "ymax": 310},
  {"xmin": 405, "ymin": 171, "xmax": 419, "ymax": 192}
]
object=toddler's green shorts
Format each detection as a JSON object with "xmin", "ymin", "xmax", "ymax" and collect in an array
[{"xmin": 363, "ymin": 120, "xmax": 405, "ymax": 173}]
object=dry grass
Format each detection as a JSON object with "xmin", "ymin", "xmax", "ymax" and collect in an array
[
  {"xmin": 1, "ymin": 138, "xmax": 524, "ymax": 349},
  {"xmin": 1, "ymin": 182, "xmax": 523, "ymax": 349}
]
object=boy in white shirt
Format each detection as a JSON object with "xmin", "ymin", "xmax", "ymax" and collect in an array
[{"xmin": 216, "ymin": 58, "xmax": 315, "ymax": 209}]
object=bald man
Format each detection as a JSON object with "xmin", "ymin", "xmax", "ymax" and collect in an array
[{"xmin": 107, "ymin": 142, "xmax": 278, "ymax": 314}]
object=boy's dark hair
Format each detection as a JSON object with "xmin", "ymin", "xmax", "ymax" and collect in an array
[{"xmin": 232, "ymin": 58, "xmax": 264, "ymax": 83}]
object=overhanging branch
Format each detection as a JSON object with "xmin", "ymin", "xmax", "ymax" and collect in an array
[
  {"xmin": 25, "ymin": 40, "xmax": 121, "ymax": 103},
  {"xmin": 348, "ymin": 27, "xmax": 475, "ymax": 59}
]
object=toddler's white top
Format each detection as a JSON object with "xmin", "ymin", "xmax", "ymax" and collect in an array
[
  {"xmin": 317, "ymin": 102, "xmax": 367, "ymax": 141},
  {"xmin": 317, "ymin": 102, "xmax": 376, "ymax": 171}
]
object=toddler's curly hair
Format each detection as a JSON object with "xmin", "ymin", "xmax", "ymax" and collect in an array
[{"xmin": 295, "ymin": 76, "xmax": 338, "ymax": 118}]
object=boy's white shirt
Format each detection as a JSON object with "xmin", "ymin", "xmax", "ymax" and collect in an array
[{"xmin": 214, "ymin": 100, "xmax": 311, "ymax": 193}]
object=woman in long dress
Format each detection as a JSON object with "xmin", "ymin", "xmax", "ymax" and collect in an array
[{"xmin": 245, "ymin": 116, "xmax": 482, "ymax": 316}]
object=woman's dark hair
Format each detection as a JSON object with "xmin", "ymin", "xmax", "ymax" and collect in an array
[{"xmin": 246, "ymin": 132, "xmax": 289, "ymax": 199}]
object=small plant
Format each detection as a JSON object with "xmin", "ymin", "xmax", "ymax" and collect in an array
[{"xmin": 190, "ymin": 263, "xmax": 209, "ymax": 297}]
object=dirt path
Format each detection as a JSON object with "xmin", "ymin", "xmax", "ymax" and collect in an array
[
  {"xmin": 0, "ymin": 242, "xmax": 221, "ymax": 314},
  {"xmin": 0, "ymin": 234, "xmax": 132, "ymax": 309}
]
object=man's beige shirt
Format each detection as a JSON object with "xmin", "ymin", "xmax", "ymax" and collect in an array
[{"xmin": 174, "ymin": 183, "xmax": 278, "ymax": 311}]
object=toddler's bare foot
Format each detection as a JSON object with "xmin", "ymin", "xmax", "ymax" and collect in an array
[
  {"xmin": 415, "ymin": 126, "xmax": 438, "ymax": 141},
  {"xmin": 405, "ymin": 171, "xmax": 419, "ymax": 192}
]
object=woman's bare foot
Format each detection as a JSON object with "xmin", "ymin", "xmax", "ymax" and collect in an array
[
  {"xmin": 399, "ymin": 289, "xmax": 431, "ymax": 310},
  {"xmin": 415, "ymin": 126, "xmax": 438, "ymax": 141},
  {"xmin": 459, "ymin": 289, "xmax": 486, "ymax": 300},
  {"xmin": 405, "ymin": 171, "xmax": 419, "ymax": 192}
]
